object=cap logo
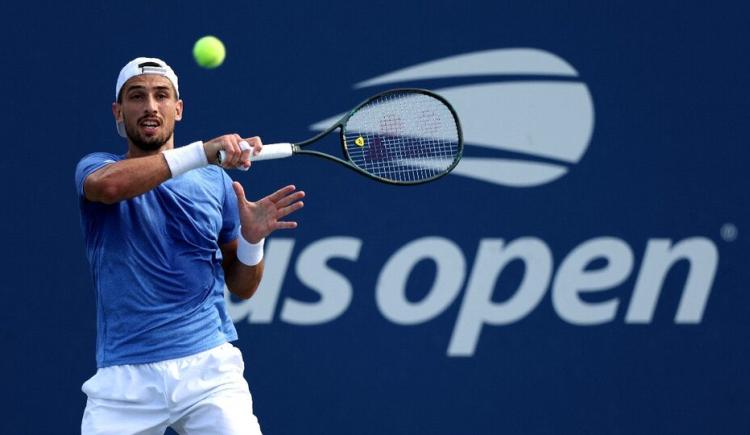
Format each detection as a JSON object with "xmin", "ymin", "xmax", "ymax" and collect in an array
[{"xmin": 138, "ymin": 62, "xmax": 167, "ymax": 76}]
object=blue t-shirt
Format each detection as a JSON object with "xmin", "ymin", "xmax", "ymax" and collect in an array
[{"xmin": 75, "ymin": 152, "xmax": 240, "ymax": 367}]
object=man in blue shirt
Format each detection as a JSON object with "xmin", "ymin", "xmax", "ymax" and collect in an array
[{"xmin": 76, "ymin": 57, "xmax": 303, "ymax": 434}]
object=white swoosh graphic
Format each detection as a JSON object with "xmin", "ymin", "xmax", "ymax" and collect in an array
[
  {"xmin": 395, "ymin": 157, "xmax": 567, "ymax": 187},
  {"xmin": 312, "ymin": 48, "xmax": 595, "ymax": 187},
  {"xmin": 355, "ymin": 48, "xmax": 578, "ymax": 88},
  {"xmin": 449, "ymin": 158, "xmax": 568, "ymax": 187},
  {"xmin": 310, "ymin": 82, "xmax": 594, "ymax": 164},
  {"xmin": 435, "ymin": 82, "xmax": 594, "ymax": 163}
]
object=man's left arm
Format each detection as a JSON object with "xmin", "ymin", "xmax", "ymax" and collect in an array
[
  {"xmin": 221, "ymin": 183, "xmax": 304, "ymax": 299},
  {"xmin": 221, "ymin": 240, "xmax": 265, "ymax": 299}
]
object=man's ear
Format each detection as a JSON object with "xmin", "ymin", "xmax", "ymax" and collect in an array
[
  {"xmin": 112, "ymin": 102, "xmax": 122, "ymax": 122},
  {"xmin": 175, "ymin": 99, "xmax": 184, "ymax": 122}
]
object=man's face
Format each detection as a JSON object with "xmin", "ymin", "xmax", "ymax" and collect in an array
[{"xmin": 113, "ymin": 75, "xmax": 183, "ymax": 151}]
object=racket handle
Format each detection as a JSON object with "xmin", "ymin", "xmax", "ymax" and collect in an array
[
  {"xmin": 217, "ymin": 142, "xmax": 294, "ymax": 170},
  {"xmin": 249, "ymin": 143, "xmax": 295, "ymax": 161}
]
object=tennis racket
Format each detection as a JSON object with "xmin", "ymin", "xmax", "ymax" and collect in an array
[{"xmin": 219, "ymin": 88, "xmax": 463, "ymax": 185}]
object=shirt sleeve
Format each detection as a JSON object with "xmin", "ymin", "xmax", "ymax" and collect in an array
[
  {"xmin": 74, "ymin": 152, "xmax": 119, "ymax": 198},
  {"xmin": 218, "ymin": 171, "xmax": 240, "ymax": 245}
]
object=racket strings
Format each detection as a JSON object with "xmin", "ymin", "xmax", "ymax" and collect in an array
[{"xmin": 344, "ymin": 91, "xmax": 460, "ymax": 183}]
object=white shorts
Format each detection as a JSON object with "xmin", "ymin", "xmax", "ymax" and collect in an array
[{"xmin": 81, "ymin": 343, "xmax": 262, "ymax": 435}]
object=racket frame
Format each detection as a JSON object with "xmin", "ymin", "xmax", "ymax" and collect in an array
[{"xmin": 291, "ymin": 88, "xmax": 464, "ymax": 185}]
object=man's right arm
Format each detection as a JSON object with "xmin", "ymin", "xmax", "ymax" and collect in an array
[
  {"xmin": 83, "ymin": 135, "xmax": 262, "ymax": 204},
  {"xmin": 83, "ymin": 154, "xmax": 171, "ymax": 204}
]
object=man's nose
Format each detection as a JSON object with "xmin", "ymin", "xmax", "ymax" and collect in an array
[{"xmin": 144, "ymin": 95, "xmax": 158, "ymax": 112}]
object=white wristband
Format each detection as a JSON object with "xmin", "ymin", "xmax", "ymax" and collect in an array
[
  {"xmin": 237, "ymin": 230, "xmax": 265, "ymax": 266},
  {"xmin": 162, "ymin": 141, "xmax": 208, "ymax": 178}
]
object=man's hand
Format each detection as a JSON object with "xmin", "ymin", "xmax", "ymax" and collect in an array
[
  {"xmin": 232, "ymin": 183, "xmax": 305, "ymax": 243},
  {"xmin": 204, "ymin": 135, "xmax": 262, "ymax": 169}
]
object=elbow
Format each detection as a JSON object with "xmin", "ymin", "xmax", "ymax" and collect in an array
[
  {"xmin": 237, "ymin": 287, "xmax": 258, "ymax": 300},
  {"xmin": 236, "ymin": 292, "xmax": 253, "ymax": 300},
  {"xmin": 88, "ymin": 178, "xmax": 122, "ymax": 204},
  {"xmin": 99, "ymin": 183, "xmax": 122, "ymax": 204},
  {"xmin": 224, "ymin": 263, "xmax": 264, "ymax": 300}
]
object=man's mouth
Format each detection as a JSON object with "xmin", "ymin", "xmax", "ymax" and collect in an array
[{"xmin": 139, "ymin": 118, "xmax": 161, "ymax": 134}]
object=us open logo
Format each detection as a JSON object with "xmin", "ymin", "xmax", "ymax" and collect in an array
[
  {"xmin": 227, "ymin": 55, "xmax": 720, "ymax": 357},
  {"xmin": 311, "ymin": 48, "xmax": 595, "ymax": 187}
]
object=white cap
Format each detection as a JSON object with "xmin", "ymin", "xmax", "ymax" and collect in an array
[{"xmin": 114, "ymin": 57, "xmax": 180, "ymax": 137}]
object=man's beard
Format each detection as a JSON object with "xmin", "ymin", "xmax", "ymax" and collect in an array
[{"xmin": 123, "ymin": 117, "xmax": 173, "ymax": 151}]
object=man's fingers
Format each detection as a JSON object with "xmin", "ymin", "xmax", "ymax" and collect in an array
[
  {"xmin": 244, "ymin": 136, "xmax": 263, "ymax": 156},
  {"xmin": 229, "ymin": 136, "xmax": 243, "ymax": 167},
  {"xmin": 208, "ymin": 133, "xmax": 262, "ymax": 168},
  {"xmin": 277, "ymin": 201, "xmax": 304, "ymax": 218},
  {"xmin": 266, "ymin": 185, "xmax": 297, "ymax": 203},
  {"xmin": 206, "ymin": 134, "xmax": 263, "ymax": 169},
  {"xmin": 238, "ymin": 140, "xmax": 252, "ymax": 169},
  {"xmin": 221, "ymin": 141, "xmax": 235, "ymax": 167},
  {"xmin": 274, "ymin": 221, "xmax": 298, "ymax": 230},
  {"xmin": 220, "ymin": 134, "xmax": 240, "ymax": 167},
  {"xmin": 232, "ymin": 182, "xmax": 247, "ymax": 204},
  {"xmin": 276, "ymin": 191, "xmax": 305, "ymax": 208}
]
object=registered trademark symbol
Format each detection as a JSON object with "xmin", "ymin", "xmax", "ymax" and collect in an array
[{"xmin": 720, "ymin": 223, "xmax": 738, "ymax": 242}]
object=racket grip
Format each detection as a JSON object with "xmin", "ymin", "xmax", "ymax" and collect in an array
[
  {"xmin": 249, "ymin": 143, "xmax": 295, "ymax": 161},
  {"xmin": 217, "ymin": 143, "xmax": 294, "ymax": 169}
]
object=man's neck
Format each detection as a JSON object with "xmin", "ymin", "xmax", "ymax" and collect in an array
[{"xmin": 126, "ymin": 140, "xmax": 174, "ymax": 159}]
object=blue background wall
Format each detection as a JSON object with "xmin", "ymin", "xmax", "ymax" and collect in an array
[{"xmin": 1, "ymin": 1, "xmax": 748, "ymax": 434}]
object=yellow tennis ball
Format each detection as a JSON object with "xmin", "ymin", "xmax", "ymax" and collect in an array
[{"xmin": 193, "ymin": 36, "xmax": 226, "ymax": 69}]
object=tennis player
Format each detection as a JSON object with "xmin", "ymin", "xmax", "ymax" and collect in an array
[{"xmin": 75, "ymin": 57, "xmax": 303, "ymax": 434}]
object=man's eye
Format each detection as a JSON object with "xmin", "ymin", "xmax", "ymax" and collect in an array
[{"xmin": 129, "ymin": 94, "xmax": 143, "ymax": 100}]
